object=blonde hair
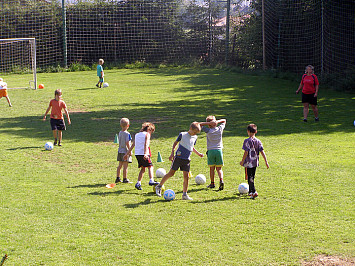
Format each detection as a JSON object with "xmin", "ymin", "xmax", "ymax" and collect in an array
[
  {"xmin": 99, "ymin": 59, "xmax": 104, "ymax": 64},
  {"xmin": 190, "ymin": 121, "xmax": 201, "ymax": 132},
  {"xmin": 140, "ymin": 122, "xmax": 155, "ymax": 133},
  {"xmin": 120, "ymin": 118, "xmax": 130, "ymax": 128},
  {"xmin": 305, "ymin": 65, "xmax": 314, "ymax": 74},
  {"xmin": 206, "ymin": 115, "xmax": 216, "ymax": 122}
]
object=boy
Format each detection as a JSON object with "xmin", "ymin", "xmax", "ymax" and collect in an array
[
  {"xmin": 200, "ymin": 116, "xmax": 226, "ymax": 190},
  {"xmin": 96, "ymin": 59, "xmax": 104, "ymax": 88},
  {"xmin": 239, "ymin": 124, "xmax": 269, "ymax": 199},
  {"xmin": 0, "ymin": 78, "xmax": 12, "ymax": 107},
  {"xmin": 43, "ymin": 89, "xmax": 71, "ymax": 146},
  {"xmin": 155, "ymin": 122, "xmax": 204, "ymax": 200},
  {"xmin": 115, "ymin": 118, "xmax": 132, "ymax": 184},
  {"xmin": 124, "ymin": 122, "xmax": 158, "ymax": 190}
]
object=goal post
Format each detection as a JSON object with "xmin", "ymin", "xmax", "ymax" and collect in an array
[{"xmin": 0, "ymin": 38, "xmax": 37, "ymax": 90}]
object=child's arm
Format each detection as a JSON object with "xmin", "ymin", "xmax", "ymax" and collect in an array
[
  {"xmin": 124, "ymin": 140, "xmax": 135, "ymax": 160},
  {"xmin": 169, "ymin": 141, "xmax": 179, "ymax": 161},
  {"xmin": 296, "ymin": 82, "xmax": 303, "ymax": 94},
  {"xmin": 43, "ymin": 105, "xmax": 51, "ymax": 120},
  {"xmin": 64, "ymin": 107, "xmax": 71, "ymax": 125},
  {"xmin": 216, "ymin": 119, "xmax": 226, "ymax": 125},
  {"xmin": 193, "ymin": 147, "xmax": 204, "ymax": 158},
  {"xmin": 240, "ymin": 150, "xmax": 248, "ymax": 166},
  {"xmin": 143, "ymin": 133, "xmax": 151, "ymax": 160},
  {"xmin": 260, "ymin": 150, "xmax": 269, "ymax": 169},
  {"xmin": 199, "ymin": 121, "xmax": 217, "ymax": 127}
]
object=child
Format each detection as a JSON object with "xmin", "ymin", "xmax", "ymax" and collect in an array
[
  {"xmin": 115, "ymin": 118, "xmax": 132, "ymax": 184},
  {"xmin": 96, "ymin": 59, "xmax": 104, "ymax": 88},
  {"xmin": 0, "ymin": 78, "xmax": 12, "ymax": 107},
  {"xmin": 43, "ymin": 89, "xmax": 71, "ymax": 146},
  {"xmin": 124, "ymin": 122, "xmax": 158, "ymax": 190},
  {"xmin": 200, "ymin": 116, "xmax": 226, "ymax": 190},
  {"xmin": 155, "ymin": 122, "xmax": 204, "ymax": 200},
  {"xmin": 239, "ymin": 124, "xmax": 269, "ymax": 199}
]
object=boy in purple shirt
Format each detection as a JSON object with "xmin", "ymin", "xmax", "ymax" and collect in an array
[{"xmin": 240, "ymin": 124, "xmax": 269, "ymax": 199}]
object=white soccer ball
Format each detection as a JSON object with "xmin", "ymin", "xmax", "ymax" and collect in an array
[
  {"xmin": 163, "ymin": 189, "xmax": 175, "ymax": 201},
  {"xmin": 44, "ymin": 142, "xmax": 53, "ymax": 151},
  {"xmin": 238, "ymin": 183, "xmax": 249, "ymax": 194},
  {"xmin": 156, "ymin": 168, "xmax": 166, "ymax": 178},
  {"xmin": 195, "ymin": 174, "xmax": 206, "ymax": 185},
  {"xmin": 103, "ymin": 82, "xmax": 109, "ymax": 88}
]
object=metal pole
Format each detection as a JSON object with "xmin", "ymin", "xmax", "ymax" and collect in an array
[
  {"xmin": 62, "ymin": 0, "xmax": 67, "ymax": 68},
  {"xmin": 225, "ymin": 0, "xmax": 231, "ymax": 65},
  {"xmin": 321, "ymin": 0, "xmax": 324, "ymax": 75},
  {"xmin": 262, "ymin": 0, "xmax": 266, "ymax": 70}
]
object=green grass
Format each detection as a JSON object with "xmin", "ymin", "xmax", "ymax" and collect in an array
[{"xmin": 1, "ymin": 68, "xmax": 354, "ymax": 265}]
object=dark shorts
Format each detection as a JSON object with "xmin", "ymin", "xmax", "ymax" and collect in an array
[
  {"xmin": 117, "ymin": 152, "xmax": 132, "ymax": 163},
  {"xmin": 135, "ymin": 155, "xmax": 153, "ymax": 168},
  {"xmin": 50, "ymin": 118, "xmax": 66, "ymax": 131},
  {"xmin": 302, "ymin": 93, "xmax": 317, "ymax": 105},
  {"xmin": 171, "ymin": 157, "xmax": 190, "ymax": 172}
]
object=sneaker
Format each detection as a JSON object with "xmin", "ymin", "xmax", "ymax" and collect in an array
[
  {"xmin": 58, "ymin": 142, "xmax": 62, "ymax": 146},
  {"xmin": 96, "ymin": 84, "xmax": 99, "ymax": 88},
  {"xmin": 122, "ymin": 178, "xmax": 132, "ymax": 183},
  {"xmin": 135, "ymin": 183, "xmax": 142, "ymax": 190},
  {"xmin": 53, "ymin": 139, "xmax": 57, "ymax": 146},
  {"xmin": 250, "ymin": 192, "xmax": 258, "ymax": 199},
  {"xmin": 315, "ymin": 117, "xmax": 319, "ymax": 122},
  {"xmin": 149, "ymin": 180, "xmax": 159, "ymax": 186},
  {"xmin": 9, "ymin": 104, "xmax": 12, "ymax": 107},
  {"xmin": 218, "ymin": 181, "xmax": 224, "ymax": 191},
  {"xmin": 115, "ymin": 177, "xmax": 122, "ymax": 183},
  {"xmin": 207, "ymin": 183, "xmax": 215, "ymax": 189},
  {"xmin": 182, "ymin": 194, "xmax": 193, "ymax": 200},
  {"xmin": 303, "ymin": 118, "xmax": 308, "ymax": 122},
  {"xmin": 155, "ymin": 185, "xmax": 162, "ymax": 197}
]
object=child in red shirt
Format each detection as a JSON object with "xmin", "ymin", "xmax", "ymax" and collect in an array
[{"xmin": 43, "ymin": 89, "xmax": 71, "ymax": 146}]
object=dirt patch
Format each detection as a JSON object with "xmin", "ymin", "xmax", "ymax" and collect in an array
[{"xmin": 302, "ymin": 255, "xmax": 355, "ymax": 266}]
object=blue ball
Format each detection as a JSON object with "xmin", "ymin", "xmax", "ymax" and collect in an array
[
  {"xmin": 44, "ymin": 142, "xmax": 53, "ymax": 151},
  {"xmin": 163, "ymin": 189, "xmax": 175, "ymax": 201}
]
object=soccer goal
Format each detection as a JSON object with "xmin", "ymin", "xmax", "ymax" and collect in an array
[{"xmin": 0, "ymin": 38, "xmax": 37, "ymax": 90}]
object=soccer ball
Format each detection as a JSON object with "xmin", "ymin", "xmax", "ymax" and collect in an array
[
  {"xmin": 153, "ymin": 184, "xmax": 165, "ymax": 193},
  {"xmin": 156, "ymin": 168, "xmax": 166, "ymax": 178},
  {"xmin": 44, "ymin": 142, "xmax": 53, "ymax": 151},
  {"xmin": 38, "ymin": 84, "xmax": 44, "ymax": 89},
  {"xmin": 163, "ymin": 189, "xmax": 175, "ymax": 201},
  {"xmin": 103, "ymin": 82, "xmax": 109, "ymax": 88},
  {"xmin": 195, "ymin": 174, "xmax": 206, "ymax": 185},
  {"xmin": 238, "ymin": 183, "xmax": 249, "ymax": 194}
]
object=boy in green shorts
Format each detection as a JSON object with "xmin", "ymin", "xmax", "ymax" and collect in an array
[{"xmin": 200, "ymin": 116, "xmax": 226, "ymax": 190}]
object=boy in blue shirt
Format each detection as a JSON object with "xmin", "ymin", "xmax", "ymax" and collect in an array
[
  {"xmin": 155, "ymin": 122, "xmax": 204, "ymax": 200},
  {"xmin": 96, "ymin": 59, "xmax": 104, "ymax": 88}
]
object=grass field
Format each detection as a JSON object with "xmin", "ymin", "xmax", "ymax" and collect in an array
[{"xmin": 1, "ymin": 68, "xmax": 354, "ymax": 265}]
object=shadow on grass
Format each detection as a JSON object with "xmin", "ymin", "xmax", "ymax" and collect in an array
[
  {"xmin": 7, "ymin": 146, "xmax": 39, "ymax": 150},
  {"xmin": 68, "ymin": 183, "xmax": 108, "ymax": 188},
  {"xmin": 1, "ymin": 68, "xmax": 354, "ymax": 143}
]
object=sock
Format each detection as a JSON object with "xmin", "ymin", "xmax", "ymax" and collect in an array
[
  {"xmin": 137, "ymin": 181, "xmax": 141, "ymax": 185},
  {"xmin": 183, "ymin": 192, "xmax": 187, "ymax": 196}
]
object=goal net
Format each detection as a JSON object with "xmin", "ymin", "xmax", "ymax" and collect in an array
[{"xmin": 0, "ymin": 38, "xmax": 37, "ymax": 89}]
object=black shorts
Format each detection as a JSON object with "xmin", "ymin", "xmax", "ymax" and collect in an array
[
  {"xmin": 171, "ymin": 157, "xmax": 190, "ymax": 172},
  {"xmin": 135, "ymin": 155, "xmax": 153, "ymax": 168},
  {"xmin": 302, "ymin": 93, "xmax": 317, "ymax": 105},
  {"xmin": 50, "ymin": 118, "xmax": 66, "ymax": 131}
]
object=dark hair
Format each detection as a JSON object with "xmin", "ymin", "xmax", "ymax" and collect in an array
[
  {"xmin": 54, "ymin": 89, "xmax": 62, "ymax": 96},
  {"xmin": 247, "ymin": 124, "xmax": 257, "ymax": 133}
]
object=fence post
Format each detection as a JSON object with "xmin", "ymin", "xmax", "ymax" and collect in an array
[
  {"xmin": 262, "ymin": 0, "xmax": 266, "ymax": 70},
  {"xmin": 225, "ymin": 0, "xmax": 231, "ymax": 65},
  {"xmin": 62, "ymin": 0, "xmax": 67, "ymax": 68}
]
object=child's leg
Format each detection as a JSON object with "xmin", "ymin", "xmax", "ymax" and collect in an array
[
  {"xmin": 216, "ymin": 167, "xmax": 223, "ymax": 182},
  {"xmin": 57, "ymin": 130, "xmax": 63, "ymax": 145},
  {"xmin": 5, "ymin": 96, "xmax": 12, "ymax": 106},
  {"xmin": 147, "ymin": 166, "xmax": 154, "ymax": 180},
  {"xmin": 117, "ymin": 161, "xmax": 124, "ymax": 178},
  {"xmin": 182, "ymin": 171, "xmax": 189, "ymax": 193},
  {"xmin": 247, "ymin": 167, "xmax": 257, "ymax": 194},
  {"xmin": 137, "ymin": 167, "xmax": 145, "ymax": 183},
  {"xmin": 159, "ymin": 169, "xmax": 176, "ymax": 186},
  {"xmin": 52, "ymin": 130, "xmax": 58, "ymax": 140},
  {"xmin": 209, "ymin": 166, "xmax": 215, "ymax": 183},
  {"xmin": 122, "ymin": 161, "xmax": 129, "ymax": 179}
]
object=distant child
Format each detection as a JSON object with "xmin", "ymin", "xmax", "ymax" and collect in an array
[
  {"xmin": 115, "ymin": 118, "xmax": 132, "ymax": 184},
  {"xmin": 43, "ymin": 89, "xmax": 71, "ymax": 146},
  {"xmin": 96, "ymin": 59, "xmax": 104, "ymax": 88},
  {"xmin": 239, "ymin": 124, "xmax": 269, "ymax": 199},
  {"xmin": 124, "ymin": 122, "xmax": 158, "ymax": 190},
  {"xmin": 155, "ymin": 122, "xmax": 204, "ymax": 200},
  {"xmin": 200, "ymin": 116, "xmax": 226, "ymax": 190},
  {"xmin": 0, "ymin": 78, "xmax": 12, "ymax": 107}
]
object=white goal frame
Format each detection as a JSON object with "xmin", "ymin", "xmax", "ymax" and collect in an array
[{"xmin": 0, "ymin": 38, "xmax": 37, "ymax": 90}]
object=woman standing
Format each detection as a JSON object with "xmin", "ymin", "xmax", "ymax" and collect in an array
[{"xmin": 296, "ymin": 65, "xmax": 319, "ymax": 122}]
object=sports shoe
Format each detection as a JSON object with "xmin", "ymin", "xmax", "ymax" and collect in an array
[
  {"xmin": 115, "ymin": 177, "xmax": 122, "ymax": 183},
  {"xmin": 155, "ymin": 185, "xmax": 162, "ymax": 197},
  {"xmin": 182, "ymin": 194, "xmax": 193, "ymax": 200},
  {"xmin": 149, "ymin": 180, "xmax": 159, "ymax": 186},
  {"xmin": 303, "ymin": 118, "xmax": 308, "ymax": 122},
  {"xmin": 315, "ymin": 117, "xmax": 319, "ymax": 122},
  {"xmin": 122, "ymin": 178, "xmax": 132, "ymax": 183},
  {"xmin": 207, "ymin": 183, "xmax": 215, "ymax": 189},
  {"xmin": 250, "ymin": 192, "xmax": 258, "ymax": 199},
  {"xmin": 135, "ymin": 183, "xmax": 142, "ymax": 190},
  {"xmin": 96, "ymin": 84, "xmax": 99, "ymax": 88},
  {"xmin": 218, "ymin": 181, "xmax": 224, "ymax": 191},
  {"xmin": 53, "ymin": 139, "xmax": 57, "ymax": 146},
  {"xmin": 58, "ymin": 142, "xmax": 62, "ymax": 146}
]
